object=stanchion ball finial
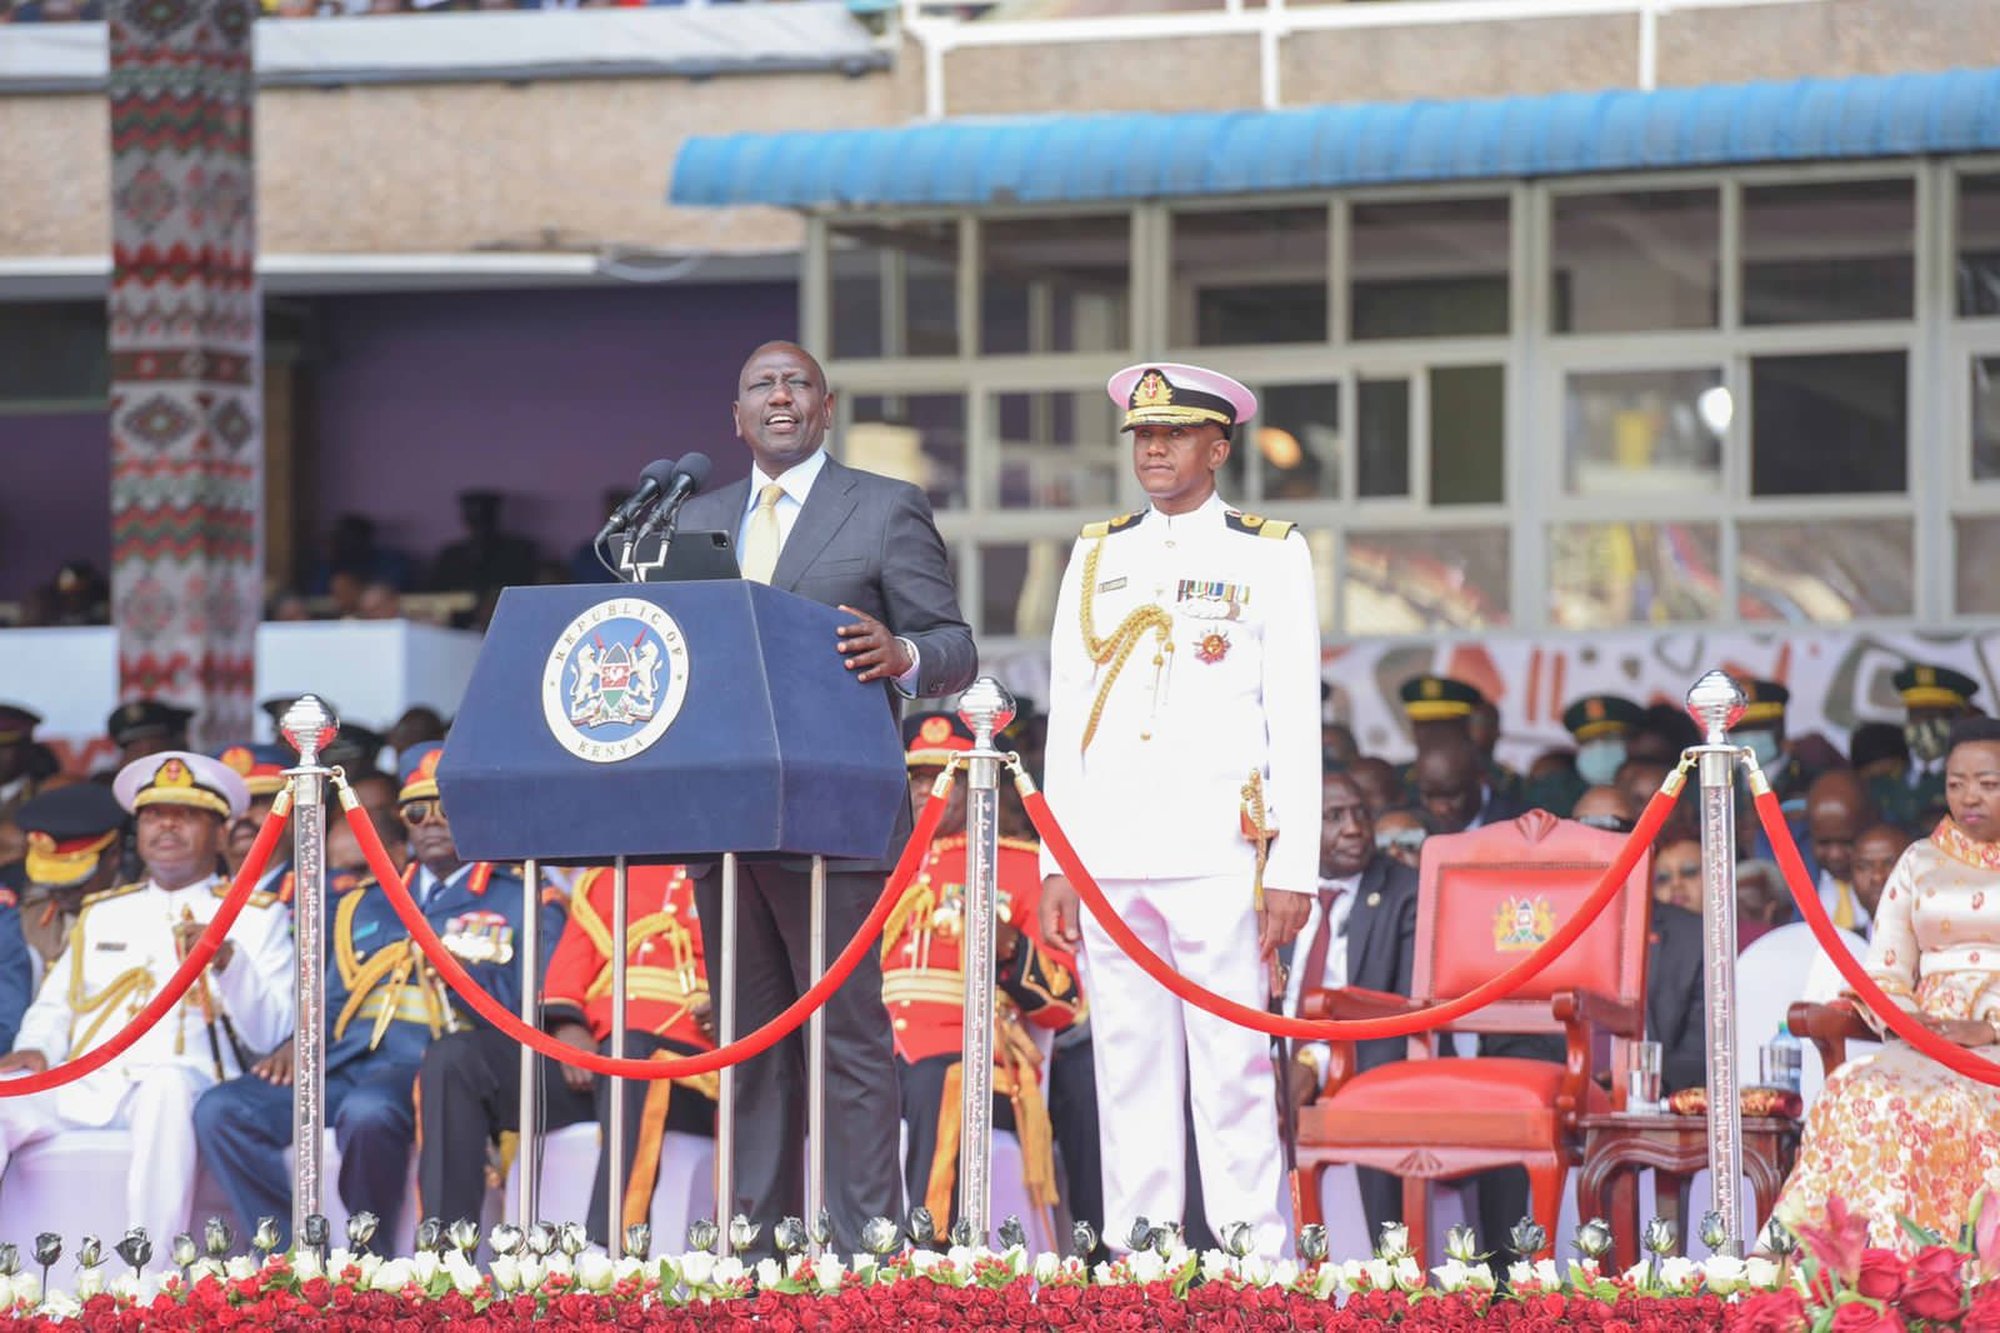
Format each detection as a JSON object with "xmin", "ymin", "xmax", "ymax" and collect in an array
[
  {"xmin": 1685, "ymin": 671, "xmax": 1747, "ymax": 747},
  {"xmin": 957, "ymin": 677, "xmax": 1016, "ymax": 748},
  {"xmin": 279, "ymin": 695, "xmax": 340, "ymax": 767}
]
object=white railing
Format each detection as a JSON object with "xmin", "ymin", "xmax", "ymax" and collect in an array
[{"xmin": 897, "ymin": 0, "xmax": 1831, "ymax": 118}]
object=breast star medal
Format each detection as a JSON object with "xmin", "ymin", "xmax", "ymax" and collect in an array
[{"xmin": 1195, "ymin": 629, "xmax": 1231, "ymax": 664}]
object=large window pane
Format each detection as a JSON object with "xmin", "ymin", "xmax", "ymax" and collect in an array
[
  {"xmin": 978, "ymin": 540, "xmax": 1066, "ymax": 639},
  {"xmin": 1977, "ymin": 357, "xmax": 2000, "ymax": 481},
  {"xmin": 1739, "ymin": 518, "xmax": 1911, "ymax": 622},
  {"xmin": 1344, "ymin": 528, "xmax": 1509, "ymax": 633},
  {"xmin": 1430, "ymin": 364, "xmax": 1505, "ymax": 505},
  {"xmin": 1956, "ymin": 516, "xmax": 2000, "ymax": 615},
  {"xmin": 1563, "ymin": 368, "xmax": 1725, "ymax": 495},
  {"xmin": 1351, "ymin": 198, "xmax": 1510, "ymax": 340},
  {"xmin": 994, "ymin": 391, "xmax": 1119, "ymax": 510},
  {"xmin": 1742, "ymin": 179, "xmax": 1914, "ymax": 325},
  {"xmin": 847, "ymin": 394, "xmax": 967, "ymax": 510},
  {"xmin": 1171, "ymin": 207, "xmax": 1328, "ymax": 346},
  {"xmin": 830, "ymin": 221, "xmax": 959, "ymax": 360},
  {"xmin": 1551, "ymin": 189, "xmax": 1720, "ymax": 334},
  {"xmin": 1549, "ymin": 521, "xmax": 1721, "ymax": 627},
  {"xmin": 1750, "ymin": 351, "xmax": 1907, "ymax": 496},
  {"xmin": 1255, "ymin": 382, "xmax": 1340, "ymax": 502},
  {"xmin": 1357, "ymin": 378, "xmax": 1411, "ymax": 498},
  {"xmin": 982, "ymin": 215, "xmax": 1130, "ymax": 355},
  {"xmin": 1956, "ymin": 173, "xmax": 2000, "ymax": 318}
]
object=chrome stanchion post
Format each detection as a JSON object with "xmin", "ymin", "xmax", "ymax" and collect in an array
[
  {"xmin": 279, "ymin": 696, "xmax": 338, "ymax": 1244},
  {"xmin": 806, "ymin": 854, "xmax": 827, "ymax": 1256},
  {"xmin": 608, "ymin": 855, "xmax": 629, "ymax": 1258},
  {"xmin": 1685, "ymin": 670, "xmax": 1748, "ymax": 1256},
  {"xmin": 955, "ymin": 676, "xmax": 1015, "ymax": 1244},
  {"xmin": 716, "ymin": 851, "xmax": 739, "ymax": 1257},
  {"xmin": 517, "ymin": 858, "xmax": 542, "ymax": 1229}
]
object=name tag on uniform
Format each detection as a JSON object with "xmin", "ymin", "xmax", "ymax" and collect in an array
[
  {"xmin": 95, "ymin": 941, "xmax": 127, "ymax": 952},
  {"xmin": 1097, "ymin": 576, "xmax": 1127, "ymax": 593}
]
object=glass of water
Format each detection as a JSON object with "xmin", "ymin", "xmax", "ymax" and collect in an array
[{"xmin": 1626, "ymin": 1040, "xmax": 1664, "ymax": 1111}]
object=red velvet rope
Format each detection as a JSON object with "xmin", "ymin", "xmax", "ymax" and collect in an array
[
  {"xmin": 1753, "ymin": 789, "xmax": 2000, "ymax": 1087},
  {"xmin": 339, "ymin": 789, "xmax": 949, "ymax": 1079},
  {"xmin": 1024, "ymin": 783, "xmax": 1676, "ymax": 1041},
  {"xmin": 0, "ymin": 801, "xmax": 290, "ymax": 1097}
]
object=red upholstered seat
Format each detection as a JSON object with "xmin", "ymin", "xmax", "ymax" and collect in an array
[{"xmin": 1292, "ymin": 810, "xmax": 1652, "ymax": 1263}]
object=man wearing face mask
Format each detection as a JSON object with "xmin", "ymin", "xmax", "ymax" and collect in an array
[
  {"xmin": 1526, "ymin": 694, "xmax": 1644, "ymax": 818},
  {"xmin": 1870, "ymin": 665, "xmax": 1979, "ymax": 834}
]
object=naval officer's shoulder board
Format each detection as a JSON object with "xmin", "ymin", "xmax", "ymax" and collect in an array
[
  {"xmin": 1080, "ymin": 511, "xmax": 1146, "ymax": 540},
  {"xmin": 1224, "ymin": 510, "xmax": 1297, "ymax": 541}
]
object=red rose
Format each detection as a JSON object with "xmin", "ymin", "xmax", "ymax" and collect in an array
[
  {"xmin": 1964, "ymin": 1290, "xmax": 2000, "ymax": 1333},
  {"xmin": 1731, "ymin": 1287, "xmax": 1807, "ymax": 1333},
  {"xmin": 1855, "ymin": 1249, "xmax": 1904, "ymax": 1302},
  {"xmin": 1898, "ymin": 1245, "xmax": 1966, "ymax": 1322},
  {"xmin": 1830, "ymin": 1301, "xmax": 1907, "ymax": 1332}
]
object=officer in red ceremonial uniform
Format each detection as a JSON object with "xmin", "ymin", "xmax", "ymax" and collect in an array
[
  {"xmin": 887, "ymin": 712, "xmax": 1084, "ymax": 1230},
  {"xmin": 543, "ymin": 862, "xmax": 717, "ymax": 1246}
]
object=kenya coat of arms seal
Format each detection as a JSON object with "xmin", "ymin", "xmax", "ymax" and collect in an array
[{"xmin": 542, "ymin": 599, "xmax": 691, "ymax": 763}]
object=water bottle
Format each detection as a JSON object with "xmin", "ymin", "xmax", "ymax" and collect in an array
[{"xmin": 1760, "ymin": 1021, "xmax": 1803, "ymax": 1094}]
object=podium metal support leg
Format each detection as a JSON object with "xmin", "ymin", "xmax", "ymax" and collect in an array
[
  {"xmin": 278, "ymin": 696, "xmax": 337, "ymax": 1247},
  {"xmin": 806, "ymin": 855, "xmax": 827, "ymax": 1255},
  {"xmin": 955, "ymin": 678, "xmax": 1015, "ymax": 1245},
  {"xmin": 517, "ymin": 859, "xmax": 542, "ymax": 1229},
  {"xmin": 716, "ymin": 852, "xmax": 739, "ymax": 1257},
  {"xmin": 609, "ymin": 854, "xmax": 630, "ymax": 1258},
  {"xmin": 1686, "ymin": 671, "xmax": 1747, "ymax": 1257}
]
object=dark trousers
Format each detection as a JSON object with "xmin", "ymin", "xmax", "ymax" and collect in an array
[
  {"xmin": 693, "ymin": 862, "xmax": 902, "ymax": 1257},
  {"xmin": 897, "ymin": 1053, "xmax": 1016, "ymax": 1228},
  {"xmin": 193, "ymin": 1057, "xmax": 422, "ymax": 1250},
  {"xmin": 416, "ymin": 1027, "xmax": 714, "ymax": 1249},
  {"xmin": 1471, "ymin": 1032, "xmax": 1566, "ymax": 1254},
  {"xmin": 1047, "ymin": 1034, "xmax": 1103, "ymax": 1250}
]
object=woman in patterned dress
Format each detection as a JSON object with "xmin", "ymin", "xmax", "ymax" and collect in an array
[{"xmin": 1774, "ymin": 717, "xmax": 2000, "ymax": 1249}]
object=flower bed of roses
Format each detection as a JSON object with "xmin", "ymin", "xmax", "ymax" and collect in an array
[{"xmin": 2, "ymin": 1213, "xmax": 1998, "ymax": 1333}]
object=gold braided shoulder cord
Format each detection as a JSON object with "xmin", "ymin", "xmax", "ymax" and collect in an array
[{"xmin": 1078, "ymin": 536, "xmax": 1175, "ymax": 752}]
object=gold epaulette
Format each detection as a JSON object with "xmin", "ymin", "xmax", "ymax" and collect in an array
[
  {"xmin": 998, "ymin": 837, "xmax": 1041, "ymax": 855},
  {"xmin": 213, "ymin": 881, "xmax": 279, "ymax": 908},
  {"xmin": 1224, "ymin": 511, "xmax": 1296, "ymax": 540},
  {"xmin": 1079, "ymin": 510, "xmax": 1145, "ymax": 539},
  {"xmin": 82, "ymin": 881, "xmax": 145, "ymax": 909}
]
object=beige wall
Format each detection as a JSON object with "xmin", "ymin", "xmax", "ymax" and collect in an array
[{"xmin": 0, "ymin": 0, "xmax": 1992, "ymax": 260}]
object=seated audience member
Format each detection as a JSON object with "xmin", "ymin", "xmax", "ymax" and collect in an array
[
  {"xmin": 20, "ymin": 561, "xmax": 109, "ymax": 628},
  {"xmin": 1849, "ymin": 823, "xmax": 1914, "ymax": 939},
  {"xmin": 1283, "ymin": 768, "xmax": 1418, "ymax": 1238},
  {"xmin": 267, "ymin": 591, "xmax": 313, "ymax": 622},
  {"xmin": 1322, "ymin": 719, "xmax": 1359, "ymax": 767},
  {"xmin": 311, "ymin": 514, "xmax": 415, "ymax": 595},
  {"xmin": 1530, "ymin": 694, "xmax": 1647, "ymax": 818},
  {"xmin": 430, "ymin": 490, "xmax": 540, "ymax": 598},
  {"xmin": 1874, "ymin": 663, "xmax": 1979, "ymax": 833},
  {"xmin": 1735, "ymin": 859, "xmax": 1791, "ymax": 948},
  {"xmin": 107, "ymin": 700, "xmax": 195, "ymax": 769},
  {"xmin": 357, "ymin": 582, "xmax": 403, "ymax": 621},
  {"xmin": 1413, "ymin": 736, "xmax": 1522, "ymax": 835},
  {"xmin": 1774, "ymin": 718, "xmax": 2000, "ymax": 1249},
  {"xmin": 1348, "ymin": 757, "xmax": 1403, "ymax": 819},
  {"xmin": 1652, "ymin": 837, "xmax": 1702, "ymax": 915},
  {"xmin": 1373, "ymin": 808, "xmax": 1425, "ymax": 872},
  {"xmin": 388, "ymin": 707, "xmax": 449, "ymax": 759},
  {"xmin": 1806, "ymin": 770, "xmax": 1877, "ymax": 933},
  {"xmin": 1614, "ymin": 756, "xmax": 1674, "ymax": 823},
  {"xmin": 9, "ymin": 784, "xmax": 125, "ymax": 993},
  {"xmin": 0, "ymin": 752, "xmax": 293, "ymax": 1246},
  {"xmin": 1850, "ymin": 721, "xmax": 1910, "ymax": 787},
  {"xmin": 0, "ymin": 705, "xmax": 51, "ymax": 823},
  {"xmin": 1572, "ymin": 783, "xmax": 1637, "ymax": 834}
]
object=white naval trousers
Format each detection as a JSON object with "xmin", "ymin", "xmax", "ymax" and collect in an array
[
  {"xmin": 0, "ymin": 1065, "xmax": 208, "ymax": 1247},
  {"xmin": 1078, "ymin": 874, "xmax": 1287, "ymax": 1256}
]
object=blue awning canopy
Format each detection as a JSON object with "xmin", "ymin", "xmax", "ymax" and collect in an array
[{"xmin": 671, "ymin": 65, "xmax": 2000, "ymax": 210}]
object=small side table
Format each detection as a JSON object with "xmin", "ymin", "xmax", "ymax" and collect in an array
[{"xmin": 1576, "ymin": 1112, "xmax": 1802, "ymax": 1270}]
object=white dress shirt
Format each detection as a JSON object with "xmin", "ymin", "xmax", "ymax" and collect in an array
[
  {"xmin": 737, "ymin": 448, "xmax": 921, "ymax": 696},
  {"xmin": 1282, "ymin": 872, "xmax": 1361, "ymax": 1078},
  {"xmin": 414, "ymin": 862, "xmax": 473, "ymax": 909}
]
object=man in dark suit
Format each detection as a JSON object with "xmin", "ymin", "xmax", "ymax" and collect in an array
[
  {"xmin": 1646, "ymin": 899, "xmax": 1706, "ymax": 1095},
  {"xmin": 1414, "ymin": 735, "xmax": 1524, "ymax": 836},
  {"xmin": 1282, "ymin": 767, "xmax": 1418, "ymax": 1239},
  {"xmin": 673, "ymin": 340, "xmax": 978, "ymax": 1253}
]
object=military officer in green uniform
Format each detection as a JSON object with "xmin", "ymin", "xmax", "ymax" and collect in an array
[
  {"xmin": 1524, "ymin": 694, "xmax": 1646, "ymax": 818},
  {"xmin": 1870, "ymin": 664, "xmax": 1979, "ymax": 834},
  {"xmin": 1395, "ymin": 675, "xmax": 1520, "ymax": 803}
]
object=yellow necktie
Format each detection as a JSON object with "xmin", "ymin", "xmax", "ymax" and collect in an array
[
  {"xmin": 1832, "ymin": 879, "xmax": 1857, "ymax": 930},
  {"xmin": 739, "ymin": 482, "xmax": 785, "ymax": 585}
]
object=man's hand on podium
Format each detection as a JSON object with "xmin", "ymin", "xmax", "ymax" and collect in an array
[
  {"xmin": 553, "ymin": 1022, "xmax": 597, "ymax": 1092},
  {"xmin": 835, "ymin": 606, "xmax": 913, "ymax": 684}
]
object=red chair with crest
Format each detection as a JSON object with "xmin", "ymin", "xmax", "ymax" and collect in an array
[{"xmin": 1290, "ymin": 810, "xmax": 1653, "ymax": 1261}]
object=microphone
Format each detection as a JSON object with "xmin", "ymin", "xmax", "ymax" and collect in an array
[
  {"xmin": 631, "ymin": 451, "xmax": 712, "ymax": 545},
  {"xmin": 594, "ymin": 457, "xmax": 680, "ymax": 545}
]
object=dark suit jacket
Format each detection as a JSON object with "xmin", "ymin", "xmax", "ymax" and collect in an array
[
  {"xmin": 1645, "ymin": 900, "xmax": 1706, "ymax": 1094},
  {"xmin": 1343, "ymin": 855, "xmax": 1420, "ymax": 1074},
  {"xmin": 677, "ymin": 453, "xmax": 978, "ymax": 869},
  {"xmin": 1473, "ymin": 790, "xmax": 1527, "ymax": 830}
]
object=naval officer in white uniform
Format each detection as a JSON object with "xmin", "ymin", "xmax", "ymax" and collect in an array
[
  {"xmin": 0, "ymin": 749, "xmax": 294, "ymax": 1246},
  {"xmin": 1039, "ymin": 362, "xmax": 1321, "ymax": 1256}
]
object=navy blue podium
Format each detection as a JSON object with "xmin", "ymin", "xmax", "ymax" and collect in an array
[{"xmin": 434, "ymin": 579, "xmax": 910, "ymax": 1256}]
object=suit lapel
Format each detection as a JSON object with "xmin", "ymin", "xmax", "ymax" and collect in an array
[
  {"xmin": 772, "ymin": 455, "xmax": 860, "ymax": 592},
  {"xmin": 1343, "ymin": 859, "xmax": 1388, "ymax": 986},
  {"xmin": 705, "ymin": 477, "xmax": 752, "ymax": 543}
]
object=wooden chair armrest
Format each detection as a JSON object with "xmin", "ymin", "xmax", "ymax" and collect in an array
[
  {"xmin": 1788, "ymin": 999, "xmax": 1871, "ymax": 1074},
  {"xmin": 1550, "ymin": 988, "xmax": 1637, "ymax": 1124},
  {"xmin": 1298, "ymin": 986, "xmax": 1425, "ymax": 1097}
]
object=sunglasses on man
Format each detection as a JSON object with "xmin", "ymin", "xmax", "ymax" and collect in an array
[
  {"xmin": 400, "ymin": 799, "xmax": 445, "ymax": 828},
  {"xmin": 1375, "ymin": 829, "xmax": 1426, "ymax": 853}
]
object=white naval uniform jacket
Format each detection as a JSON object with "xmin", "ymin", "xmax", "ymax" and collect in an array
[
  {"xmin": 1041, "ymin": 493, "xmax": 1323, "ymax": 893},
  {"xmin": 13, "ymin": 876, "xmax": 295, "ymax": 1124}
]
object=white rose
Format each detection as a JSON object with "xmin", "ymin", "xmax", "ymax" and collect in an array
[
  {"xmin": 13, "ymin": 1274, "xmax": 40, "ymax": 1309},
  {"xmin": 1700, "ymin": 1254, "xmax": 1743, "ymax": 1293},
  {"xmin": 517, "ymin": 1256, "xmax": 545, "ymax": 1291},
  {"xmin": 443, "ymin": 1251, "xmax": 481, "ymax": 1297},
  {"xmin": 1311, "ymin": 1262, "xmax": 1342, "ymax": 1300},
  {"xmin": 1660, "ymin": 1256, "xmax": 1700, "ymax": 1292},
  {"xmin": 1271, "ymin": 1259, "xmax": 1299, "ymax": 1289},
  {"xmin": 1535, "ymin": 1259, "xmax": 1562, "ymax": 1288},
  {"xmin": 710, "ymin": 1257, "xmax": 747, "ymax": 1288},
  {"xmin": 111, "ymin": 1273, "xmax": 145, "ymax": 1302},
  {"xmin": 1090, "ymin": 1260, "xmax": 1114, "ymax": 1286},
  {"xmin": 1506, "ymin": 1260, "xmax": 1537, "ymax": 1289},
  {"xmin": 545, "ymin": 1253, "xmax": 574, "ymax": 1281},
  {"xmin": 1567, "ymin": 1258, "xmax": 1600, "ymax": 1287},
  {"xmin": 1622, "ymin": 1260, "xmax": 1653, "ymax": 1287},
  {"xmin": 847, "ymin": 1255, "xmax": 876, "ymax": 1283},
  {"xmin": 909, "ymin": 1250, "xmax": 943, "ymax": 1276},
  {"xmin": 355, "ymin": 1253, "xmax": 381, "ymax": 1286},
  {"xmin": 754, "ymin": 1258, "xmax": 783, "ymax": 1289},
  {"xmin": 1745, "ymin": 1257, "xmax": 1781, "ymax": 1290},
  {"xmin": 1004, "ymin": 1246, "xmax": 1029, "ymax": 1278},
  {"xmin": 293, "ymin": 1250, "xmax": 323, "ymax": 1281},
  {"xmin": 1358, "ymin": 1257, "xmax": 1392, "ymax": 1291},
  {"xmin": 812, "ymin": 1255, "xmax": 845, "ymax": 1293},
  {"xmin": 490, "ymin": 1255, "xmax": 522, "ymax": 1294},
  {"xmin": 1129, "ymin": 1251, "xmax": 1165, "ymax": 1285},
  {"xmin": 613, "ymin": 1257, "xmax": 645, "ymax": 1286},
  {"xmin": 1432, "ymin": 1259, "xmax": 1470, "ymax": 1292},
  {"xmin": 326, "ymin": 1249, "xmax": 357, "ymax": 1280},
  {"xmin": 411, "ymin": 1252, "xmax": 441, "ymax": 1287},
  {"xmin": 38, "ymin": 1290, "xmax": 78, "ymax": 1320},
  {"xmin": 785, "ymin": 1254, "xmax": 809, "ymax": 1281},
  {"xmin": 371, "ymin": 1258, "xmax": 415, "ymax": 1292},
  {"xmin": 679, "ymin": 1252, "xmax": 715, "ymax": 1289},
  {"xmin": 1200, "ymin": 1251, "xmax": 1231, "ymax": 1284},
  {"xmin": 577, "ymin": 1253, "xmax": 615, "ymax": 1294},
  {"xmin": 1391, "ymin": 1256, "xmax": 1423, "ymax": 1291},
  {"xmin": 1032, "ymin": 1252, "xmax": 1061, "ymax": 1285},
  {"xmin": 223, "ymin": 1256, "xmax": 256, "ymax": 1282},
  {"xmin": 75, "ymin": 1267, "xmax": 104, "ymax": 1299},
  {"xmin": 946, "ymin": 1245, "xmax": 978, "ymax": 1281}
]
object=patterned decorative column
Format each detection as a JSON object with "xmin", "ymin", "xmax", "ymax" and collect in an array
[{"xmin": 107, "ymin": 0, "xmax": 262, "ymax": 748}]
